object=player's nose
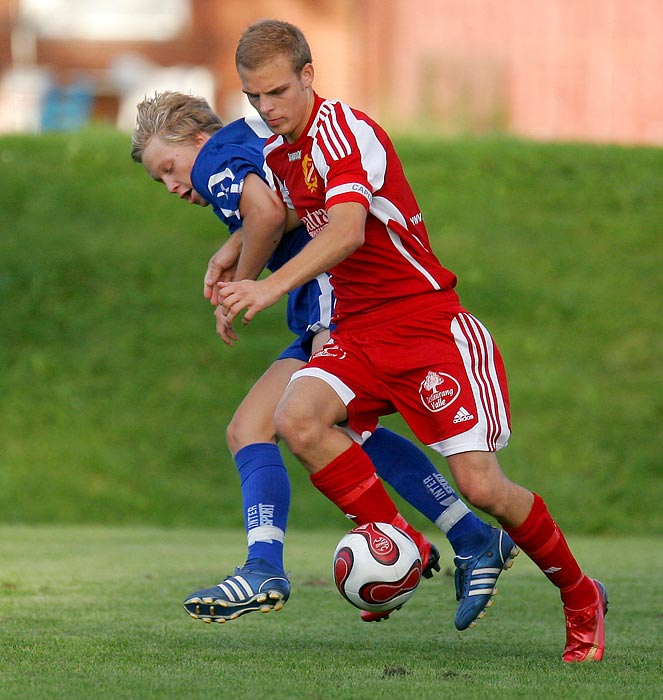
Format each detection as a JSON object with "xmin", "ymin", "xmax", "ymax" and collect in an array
[
  {"xmin": 164, "ymin": 177, "xmax": 179, "ymax": 195},
  {"xmin": 259, "ymin": 95, "xmax": 274, "ymax": 114}
]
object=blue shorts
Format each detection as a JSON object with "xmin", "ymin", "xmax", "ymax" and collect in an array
[{"xmin": 276, "ymin": 272, "xmax": 335, "ymax": 362}]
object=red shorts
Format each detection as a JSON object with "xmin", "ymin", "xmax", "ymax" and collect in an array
[{"xmin": 290, "ymin": 292, "xmax": 511, "ymax": 457}]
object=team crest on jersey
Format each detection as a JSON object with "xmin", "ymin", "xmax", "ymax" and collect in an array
[
  {"xmin": 302, "ymin": 154, "xmax": 319, "ymax": 192},
  {"xmin": 419, "ymin": 371, "xmax": 461, "ymax": 412}
]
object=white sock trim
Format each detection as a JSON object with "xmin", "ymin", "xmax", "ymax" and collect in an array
[
  {"xmin": 435, "ymin": 499, "xmax": 471, "ymax": 533},
  {"xmin": 247, "ymin": 525, "xmax": 285, "ymax": 546}
]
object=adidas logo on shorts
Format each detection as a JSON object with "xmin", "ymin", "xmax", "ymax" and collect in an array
[{"xmin": 452, "ymin": 407, "xmax": 475, "ymax": 424}]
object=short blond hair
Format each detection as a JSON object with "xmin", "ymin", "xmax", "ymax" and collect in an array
[
  {"xmin": 235, "ymin": 19, "xmax": 312, "ymax": 73},
  {"xmin": 131, "ymin": 91, "xmax": 223, "ymax": 163}
]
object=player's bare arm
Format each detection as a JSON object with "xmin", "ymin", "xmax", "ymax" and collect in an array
[
  {"xmin": 219, "ymin": 201, "xmax": 366, "ymax": 326},
  {"xmin": 234, "ymin": 173, "xmax": 287, "ymax": 281},
  {"xmin": 283, "ymin": 206, "xmax": 304, "ymax": 233},
  {"xmin": 210, "ymin": 174, "xmax": 288, "ymax": 345}
]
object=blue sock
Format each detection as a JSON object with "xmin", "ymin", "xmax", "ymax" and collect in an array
[
  {"xmin": 235, "ymin": 442, "xmax": 290, "ymax": 575},
  {"xmin": 362, "ymin": 427, "xmax": 492, "ymax": 557}
]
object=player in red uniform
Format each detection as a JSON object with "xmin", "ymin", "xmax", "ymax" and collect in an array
[{"xmin": 219, "ymin": 20, "xmax": 608, "ymax": 662}]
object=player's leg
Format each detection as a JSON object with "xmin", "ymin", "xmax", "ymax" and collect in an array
[
  {"xmin": 283, "ymin": 329, "xmax": 512, "ymax": 626},
  {"xmin": 275, "ymin": 374, "xmax": 401, "ymax": 518},
  {"xmin": 428, "ymin": 310, "xmax": 605, "ymax": 660},
  {"xmin": 183, "ymin": 357, "xmax": 301, "ymax": 623},
  {"xmin": 447, "ymin": 450, "xmax": 607, "ymax": 662},
  {"xmin": 372, "ymin": 308, "xmax": 519, "ymax": 630},
  {"xmin": 226, "ymin": 357, "xmax": 307, "ymax": 573},
  {"xmin": 275, "ymin": 372, "xmax": 436, "ymax": 561},
  {"xmin": 359, "ymin": 426, "xmax": 501, "ymax": 623}
]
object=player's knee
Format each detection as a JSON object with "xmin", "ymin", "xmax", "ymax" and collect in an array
[
  {"xmin": 226, "ymin": 411, "xmax": 276, "ymax": 454},
  {"xmin": 225, "ymin": 415, "xmax": 244, "ymax": 454},
  {"xmin": 447, "ymin": 451, "xmax": 511, "ymax": 516},
  {"xmin": 273, "ymin": 400, "xmax": 317, "ymax": 456},
  {"xmin": 459, "ymin": 480, "xmax": 497, "ymax": 513}
]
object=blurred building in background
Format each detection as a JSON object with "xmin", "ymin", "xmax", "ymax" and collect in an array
[{"xmin": 0, "ymin": 0, "xmax": 661, "ymax": 144}]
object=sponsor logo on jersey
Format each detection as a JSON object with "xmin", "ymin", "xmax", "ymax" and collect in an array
[
  {"xmin": 410, "ymin": 212, "xmax": 423, "ymax": 225},
  {"xmin": 302, "ymin": 154, "xmax": 319, "ymax": 192},
  {"xmin": 288, "ymin": 150, "xmax": 302, "ymax": 161},
  {"xmin": 301, "ymin": 207, "xmax": 329, "ymax": 237},
  {"xmin": 419, "ymin": 370, "xmax": 461, "ymax": 413}
]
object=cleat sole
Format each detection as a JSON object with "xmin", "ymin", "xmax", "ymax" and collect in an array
[
  {"xmin": 183, "ymin": 564, "xmax": 290, "ymax": 625},
  {"xmin": 184, "ymin": 590, "xmax": 287, "ymax": 623}
]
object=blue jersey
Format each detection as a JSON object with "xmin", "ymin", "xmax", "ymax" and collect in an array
[
  {"xmin": 190, "ymin": 118, "xmax": 310, "ymax": 272},
  {"xmin": 190, "ymin": 118, "xmax": 333, "ymax": 359}
]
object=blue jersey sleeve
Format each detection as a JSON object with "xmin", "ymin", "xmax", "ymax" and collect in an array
[
  {"xmin": 189, "ymin": 119, "xmax": 313, "ymax": 274},
  {"xmin": 190, "ymin": 122, "xmax": 268, "ymax": 234}
]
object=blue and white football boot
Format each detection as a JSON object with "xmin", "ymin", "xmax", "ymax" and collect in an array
[
  {"xmin": 183, "ymin": 560, "xmax": 290, "ymax": 623},
  {"xmin": 453, "ymin": 527, "xmax": 519, "ymax": 630}
]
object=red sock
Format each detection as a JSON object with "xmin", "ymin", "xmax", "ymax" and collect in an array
[
  {"xmin": 392, "ymin": 513, "xmax": 430, "ymax": 556},
  {"xmin": 310, "ymin": 442, "xmax": 399, "ymax": 525},
  {"xmin": 502, "ymin": 493, "xmax": 597, "ymax": 609}
]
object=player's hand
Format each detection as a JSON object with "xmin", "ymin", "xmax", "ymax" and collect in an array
[
  {"xmin": 214, "ymin": 303, "xmax": 239, "ymax": 347},
  {"xmin": 218, "ymin": 279, "xmax": 281, "ymax": 326},
  {"xmin": 204, "ymin": 239, "xmax": 241, "ymax": 304}
]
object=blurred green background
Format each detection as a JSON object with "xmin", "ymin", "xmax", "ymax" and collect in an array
[{"xmin": 1, "ymin": 128, "xmax": 661, "ymax": 534}]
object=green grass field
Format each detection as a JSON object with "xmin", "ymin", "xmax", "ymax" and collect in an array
[
  {"xmin": 1, "ymin": 128, "xmax": 661, "ymax": 697},
  {"xmin": 1, "ymin": 127, "xmax": 661, "ymax": 534},
  {"xmin": 1, "ymin": 526, "xmax": 661, "ymax": 700}
]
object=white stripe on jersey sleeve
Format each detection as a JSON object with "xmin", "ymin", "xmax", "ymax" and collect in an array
[
  {"xmin": 263, "ymin": 135, "xmax": 285, "ymax": 160},
  {"xmin": 262, "ymin": 161, "xmax": 275, "ymax": 189},
  {"xmin": 310, "ymin": 100, "xmax": 386, "ymax": 194},
  {"xmin": 340, "ymin": 103, "xmax": 386, "ymax": 192},
  {"xmin": 318, "ymin": 122, "xmax": 344, "ymax": 160},
  {"xmin": 318, "ymin": 106, "xmax": 352, "ymax": 159},
  {"xmin": 325, "ymin": 182, "xmax": 372, "ymax": 206}
]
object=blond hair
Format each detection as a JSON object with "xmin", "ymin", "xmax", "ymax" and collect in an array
[
  {"xmin": 131, "ymin": 91, "xmax": 223, "ymax": 163},
  {"xmin": 235, "ymin": 19, "xmax": 312, "ymax": 73}
]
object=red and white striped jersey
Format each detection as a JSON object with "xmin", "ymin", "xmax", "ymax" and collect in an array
[{"xmin": 264, "ymin": 93, "xmax": 458, "ymax": 321}]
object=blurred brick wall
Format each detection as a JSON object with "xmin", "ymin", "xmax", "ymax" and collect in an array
[
  {"xmin": 1, "ymin": 0, "xmax": 662, "ymax": 144},
  {"xmin": 373, "ymin": 0, "xmax": 663, "ymax": 144}
]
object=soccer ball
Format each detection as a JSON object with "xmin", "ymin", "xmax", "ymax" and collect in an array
[{"xmin": 332, "ymin": 522, "xmax": 422, "ymax": 613}]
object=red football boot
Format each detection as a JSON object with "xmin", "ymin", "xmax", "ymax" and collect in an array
[{"xmin": 562, "ymin": 579, "xmax": 608, "ymax": 662}]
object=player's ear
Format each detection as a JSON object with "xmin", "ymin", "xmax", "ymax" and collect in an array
[
  {"xmin": 301, "ymin": 63, "xmax": 314, "ymax": 88},
  {"xmin": 194, "ymin": 132, "xmax": 209, "ymax": 148}
]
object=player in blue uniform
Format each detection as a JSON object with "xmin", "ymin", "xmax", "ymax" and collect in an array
[
  {"xmin": 131, "ymin": 91, "xmax": 517, "ymax": 628},
  {"xmin": 190, "ymin": 116, "xmax": 333, "ymax": 358}
]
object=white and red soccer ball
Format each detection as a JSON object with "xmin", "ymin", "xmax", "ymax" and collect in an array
[{"xmin": 332, "ymin": 522, "xmax": 422, "ymax": 613}]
